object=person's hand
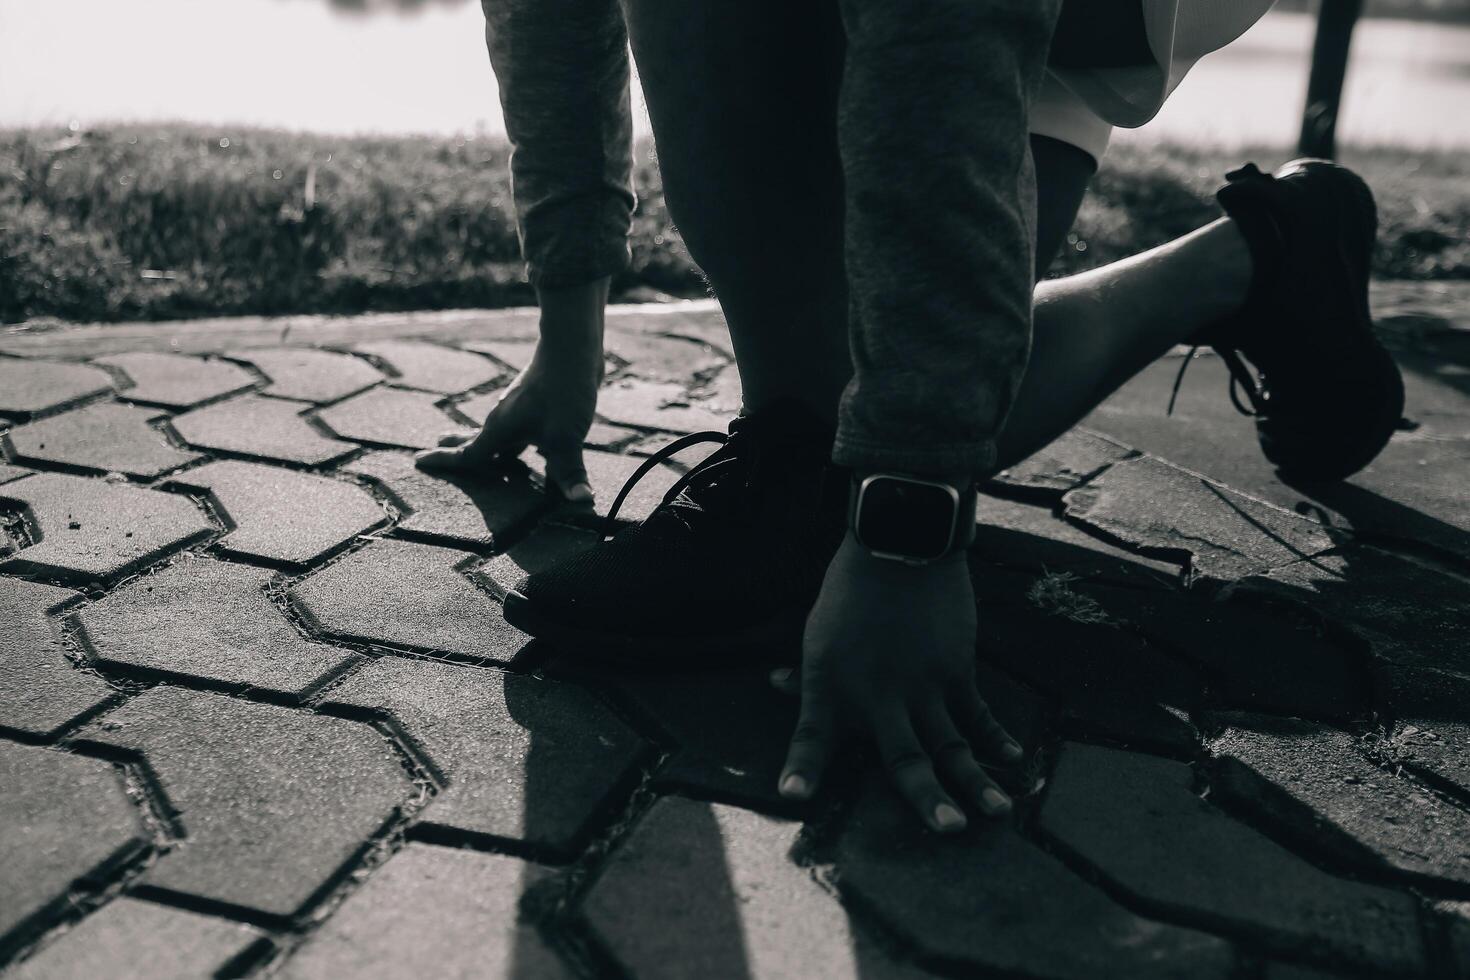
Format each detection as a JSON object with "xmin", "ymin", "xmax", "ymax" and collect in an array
[
  {"xmin": 777, "ymin": 534, "xmax": 1022, "ymax": 832},
  {"xmin": 415, "ymin": 280, "xmax": 607, "ymax": 502}
]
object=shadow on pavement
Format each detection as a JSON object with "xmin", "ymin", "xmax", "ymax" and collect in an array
[{"xmin": 493, "ymin": 504, "xmax": 1470, "ymax": 973}]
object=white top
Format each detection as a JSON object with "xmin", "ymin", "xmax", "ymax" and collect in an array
[{"xmin": 1032, "ymin": 0, "xmax": 1279, "ymax": 160}]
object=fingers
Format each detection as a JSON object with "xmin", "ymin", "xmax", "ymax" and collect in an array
[
  {"xmin": 540, "ymin": 443, "xmax": 594, "ymax": 506},
  {"xmin": 416, "ymin": 406, "xmax": 531, "ymax": 476},
  {"xmin": 778, "ymin": 683, "xmax": 836, "ymax": 803},
  {"xmin": 768, "ymin": 666, "xmax": 800, "ymax": 698},
  {"xmin": 919, "ymin": 708, "xmax": 1012, "ymax": 818},
  {"xmin": 413, "ymin": 444, "xmax": 472, "ymax": 473},
  {"xmin": 952, "ymin": 691, "xmax": 1024, "ymax": 767},
  {"xmin": 875, "ymin": 711, "xmax": 968, "ymax": 833}
]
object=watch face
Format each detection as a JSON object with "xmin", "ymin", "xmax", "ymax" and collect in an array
[{"xmin": 857, "ymin": 477, "xmax": 957, "ymax": 560}]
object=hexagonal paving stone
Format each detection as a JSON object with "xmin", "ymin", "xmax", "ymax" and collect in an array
[
  {"xmin": 479, "ymin": 523, "xmax": 600, "ymax": 597},
  {"xmin": 1062, "ymin": 455, "xmax": 1337, "ymax": 582},
  {"xmin": 687, "ymin": 360, "xmax": 743, "ymax": 413},
  {"xmin": 1039, "ymin": 743, "xmax": 1425, "ymax": 975},
  {"xmin": 172, "ymin": 460, "xmax": 386, "ymax": 566},
  {"xmin": 172, "ymin": 394, "xmax": 355, "ymax": 466},
  {"xmin": 991, "ymin": 428, "xmax": 1135, "ymax": 496},
  {"xmin": 75, "ymin": 687, "xmax": 410, "ymax": 919},
  {"xmin": 627, "ymin": 671, "xmax": 796, "ymax": 805},
  {"xmin": 454, "ymin": 341, "xmax": 618, "ymax": 386},
  {"xmin": 277, "ymin": 843, "xmax": 568, "ymax": 980},
  {"xmin": 78, "ymin": 556, "xmax": 358, "ymax": 696},
  {"xmin": 582, "ymin": 797, "xmax": 934, "ymax": 980},
  {"xmin": 595, "ymin": 380, "xmax": 730, "ymax": 434},
  {"xmin": 5, "ymin": 402, "xmax": 200, "ymax": 478},
  {"xmin": 0, "ymin": 743, "xmax": 148, "ymax": 953},
  {"xmin": 449, "ymin": 389, "xmax": 504, "ymax": 427},
  {"xmin": 0, "ymin": 358, "xmax": 114, "ymax": 418},
  {"xmin": 652, "ymin": 310, "xmax": 735, "ymax": 355},
  {"xmin": 1, "ymin": 578, "xmax": 114, "ymax": 737},
  {"xmin": 546, "ymin": 659, "xmax": 801, "ymax": 810},
  {"xmin": 583, "ymin": 422, "xmax": 644, "ymax": 451},
  {"xmin": 446, "ymin": 396, "xmax": 639, "ymax": 457},
  {"xmin": 0, "ymin": 462, "xmax": 32, "ymax": 484},
  {"xmin": 7, "ymin": 897, "xmax": 264, "ymax": 980},
  {"xmin": 1212, "ymin": 717, "xmax": 1470, "ymax": 890},
  {"xmin": 228, "ymin": 347, "xmax": 385, "ymax": 404},
  {"xmin": 1073, "ymin": 580, "xmax": 1371, "ymax": 720},
  {"xmin": 1393, "ymin": 720, "xmax": 1470, "ymax": 798},
  {"xmin": 354, "ymin": 340, "xmax": 502, "ymax": 394},
  {"xmin": 604, "ymin": 329, "xmax": 727, "ymax": 385},
  {"xmin": 1085, "ymin": 350, "xmax": 1470, "ymax": 565},
  {"xmin": 451, "ymin": 391, "xmax": 640, "ymax": 451},
  {"xmin": 96, "ymin": 352, "xmax": 256, "ymax": 408},
  {"xmin": 974, "ymin": 494, "xmax": 1183, "ymax": 589},
  {"xmin": 1312, "ymin": 434, "xmax": 1470, "ymax": 565},
  {"xmin": 459, "ymin": 338, "xmax": 535, "ymax": 371},
  {"xmin": 1232, "ymin": 546, "xmax": 1470, "ymax": 712},
  {"xmin": 0, "ymin": 472, "xmax": 214, "ymax": 583},
  {"xmin": 321, "ymin": 658, "xmax": 645, "ymax": 855},
  {"xmin": 317, "ymin": 387, "xmax": 469, "ymax": 450},
  {"xmin": 346, "ymin": 450, "xmax": 541, "ymax": 550},
  {"xmin": 1055, "ymin": 696, "xmax": 1201, "ymax": 756},
  {"xmin": 831, "ymin": 782, "xmax": 1234, "ymax": 979},
  {"xmin": 974, "ymin": 568, "xmax": 1205, "ymax": 726},
  {"xmin": 290, "ymin": 539, "xmax": 526, "ymax": 660}
]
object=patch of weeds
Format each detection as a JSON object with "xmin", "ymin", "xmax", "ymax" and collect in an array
[{"xmin": 1026, "ymin": 572, "xmax": 1117, "ymax": 627}]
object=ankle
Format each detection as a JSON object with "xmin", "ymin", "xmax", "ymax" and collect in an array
[
  {"xmin": 1213, "ymin": 219, "xmax": 1257, "ymax": 319},
  {"xmin": 1216, "ymin": 171, "xmax": 1285, "ymax": 309}
]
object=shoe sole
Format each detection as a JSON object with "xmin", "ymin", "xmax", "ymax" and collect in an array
[
  {"xmin": 502, "ymin": 589, "xmax": 807, "ymax": 667},
  {"xmin": 1246, "ymin": 160, "xmax": 1406, "ymax": 482}
]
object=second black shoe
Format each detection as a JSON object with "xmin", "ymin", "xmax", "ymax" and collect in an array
[
  {"xmin": 1195, "ymin": 158, "xmax": 1405, "ymax": 482},
  {"xmin": 502, "ymin": 400, "xmax": 848, "ymax": 664}
]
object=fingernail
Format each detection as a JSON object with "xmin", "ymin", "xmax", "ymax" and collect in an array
[
  {"xmin": 770, "ymin": 668, "xmax": 792, "ymax": 684},
  {"xmin": 1001, "ymin": 740, "xmax": 1024, "ymax": 762},
  {"xmin": 982, "ymin": 787, "xmax": 1012, "ymax": 814},
  {"xmin": 780, "ymin": 773, "xmax": 811, "ymax": 799},
  {"xmin": 933, "ymin": 803, "xmax": 967, "ymax": 831}
]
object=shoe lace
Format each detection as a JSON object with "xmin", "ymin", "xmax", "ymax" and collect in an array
[
  {"xmin": 1167, "ymin": 345, "xmax": 1269, "ymax": 418},
  {"xmin": 602, "ymin": 421, "xmax": 755, "ymax": 539}
]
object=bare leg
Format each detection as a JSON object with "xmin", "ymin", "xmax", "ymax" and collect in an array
[{"xmin": 995, "ymin": 218, "xmax": 1253, "ymax": 471}]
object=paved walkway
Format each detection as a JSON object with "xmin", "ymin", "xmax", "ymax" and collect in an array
[{"xmin": 2, "ymin": 283, "xmax": 1469, "ymax": 979}]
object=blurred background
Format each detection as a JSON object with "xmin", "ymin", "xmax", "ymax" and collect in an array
[
  {"xmin": 2, "ymin": 0, "xmax": 1466, "ymax": 323},
  {"xmin": 4, "ymin": 0, "xmax": 1468, "ymax": 148}
]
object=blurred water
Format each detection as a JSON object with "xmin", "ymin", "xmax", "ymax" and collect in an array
[
  {"xmin": 1, "ymin": 1, "xmax": 1467, "ymax": 148},
  {"xmin": 1114, "ymin": 10, "xmax": 1470, "ymax": 150}
]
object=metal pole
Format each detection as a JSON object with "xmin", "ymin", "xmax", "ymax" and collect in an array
[{"xmin": 1299, "ymin": 0, "xmax": 1366, "ymax": 158}]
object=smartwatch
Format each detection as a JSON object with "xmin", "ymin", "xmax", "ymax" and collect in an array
[{"xmin": 849, "ymin": 473, "xmax": 978, "ymax": 565}]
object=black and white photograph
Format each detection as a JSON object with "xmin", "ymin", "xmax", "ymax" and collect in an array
[{"xmin": 1, "ymin": 0, "xmax": 1468, "ymax": 976}]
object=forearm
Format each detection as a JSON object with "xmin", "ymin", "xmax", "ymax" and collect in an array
[
  {"xmin": 832, "ymin": 0, "xmax": 1061, "ymax": 478},
  {"xmin": 481, "ymin": 0, "xmax": 635, "ymax": 289},
  {"xmin": 533, "ymin": 278, "xmax": 609, "ymax": 371}
]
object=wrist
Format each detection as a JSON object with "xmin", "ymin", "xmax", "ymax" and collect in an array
[
  {"xmin": 535, "ymin": 278, "xmax": 608, "ymax": 362},
  {"xmin": 840, "ymin": 528, "xmax": 968, "ymax": 567},
  {"xmin": 852, "ymin": 469, "xmax": 975, "ymax": 493},
  {"xmin": 847, "ymin": 471, "xmax": 978, "ymax": 566}
]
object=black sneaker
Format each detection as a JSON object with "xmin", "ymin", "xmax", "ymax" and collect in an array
[
  {"xmin": 502, "ymin": 401, "xmax": 848, "ymax": 663},
  {"xmin": 1186, "ymin": 159, "xmax": 1405, "ymax": 482}
]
